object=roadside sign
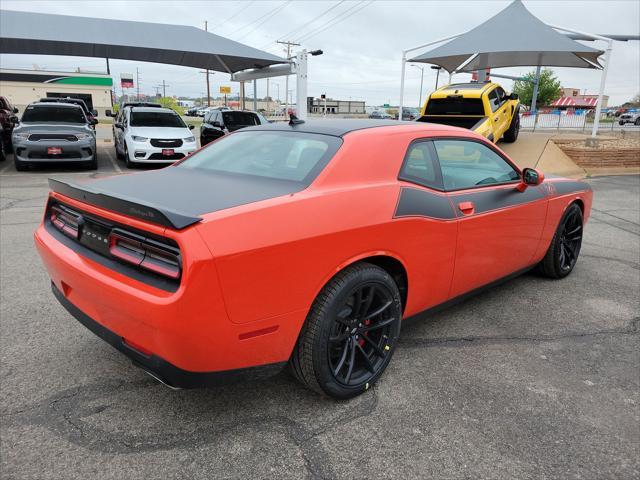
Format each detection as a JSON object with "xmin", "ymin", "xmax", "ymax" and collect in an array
[
  {"xmin": 121, "ymin": 73, "xmax": 134, "ymax": 88},
  {"xmin": 219, "ymin": 86, "xmax": 231, "ymax": 94},
  {"xmin": 383, "ymin": 103, "xmax": 390, "ymax": 107}
]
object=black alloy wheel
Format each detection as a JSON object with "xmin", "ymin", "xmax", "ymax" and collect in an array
[
  {"xmin": 290, "ymin": 263, "xmax": 402, "ymax": 399},
  {"xmin": 539, "ymin": 203, "xmax": 583, "ymax": 279},
  {"xmin": 328, "ymin": 282, "xmax": 397, "ymax": 387}
]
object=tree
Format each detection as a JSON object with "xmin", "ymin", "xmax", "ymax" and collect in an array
[
  {"xmin": 513, "ymin": 68, "xmax": 562, "ymax": 109},
  {"xmin": 157, "ymin": 96, "xmax": 185, "ymax": 115}
]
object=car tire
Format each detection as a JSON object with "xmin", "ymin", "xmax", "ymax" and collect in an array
[
  {"xmin": 290, "ymin": 262, "xmax": 402, "ymax": 399},
  {"xmin": 0, "ymin": 140, "xmax": 5, "ymax": 162},
  {"xmin": 538, "ymin": 203, "xmax": 583, "ymax": 279},
  {"xmin": 635, "ymin": 118, "xmax": 640, "ymax": 126},
  {"xmin": 503, "ymin": 108, "xmax": 520, "ymax": 143},
  {"xmin": 619, "ymin": 120, "xmax": 625, "ymax": 126},
  {"xmin": 124, "ymin": 144, "xmax": 135, "ymax": 169},
  {"xmin": 115, "ymin": 143, "xmax": 124, "ymax": 160},
  {"xmin": 14, "ymin": 157, "xmax": 29, "ymax": 171},
  {"xmin": 85, "ymin": 153, "xmax": 98, "ymax": 170}
]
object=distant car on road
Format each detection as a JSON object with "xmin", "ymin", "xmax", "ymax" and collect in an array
[
  {"xmin": 369, "ymin": 110, "xmax": 393, "ymax": 119},
  {"xmin": 12, "ymin": 102, "xmax": 97, "ymax": 171},
  {"xmin": 0, "ymin": 95, "xmax": 19, "ymax": 161},
  {"xmin": 618, "ymin": 111, "xmax": 640, "ymax": 125},
  {"xmin": 200, "ymin": 109, "xmax": 269, "ymax": 145},
  {"xmin": 113, "ymin": 106, "xmax": 197, "ymax": 168},
  {"xmin": 396, "ymin": 107, "xmax": 420, "ymax": 121}
]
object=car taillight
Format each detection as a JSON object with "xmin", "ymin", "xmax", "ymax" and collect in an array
[
  {"xmin": 108, "ymin": 228, "xmax": 181, "ymax": 280},
  {"xmin": 50, "ymin": 205, "xmax": 82, "ymax": 239}
]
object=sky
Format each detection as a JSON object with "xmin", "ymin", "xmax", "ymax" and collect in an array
[{"xmin": 1, "ymin": 0, "xmax": 639, "ymax": 107}]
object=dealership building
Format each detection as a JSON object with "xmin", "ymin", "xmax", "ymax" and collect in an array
[{"xmin": 0, "ymin": 69, "xmax": 113, "ymax": 118}]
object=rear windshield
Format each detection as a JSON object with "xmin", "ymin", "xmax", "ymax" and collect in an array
[
  {"xmin": 179, "ymin": 131, "xmax": 342, "ymax": 183},
  {"xmin": 130, "ymin": 111, "xmax": 186, "ymax": 128},
  {"xmin": 222, "ymin": 111, "xmax": 260, "ymax": 127},
  {"xmin": 425, "ymin": 98, "xmax": 484, "ymax": 115},
  {"xmin": 22, "ymin": 105, "xmax": 86, "ymax": 123}
]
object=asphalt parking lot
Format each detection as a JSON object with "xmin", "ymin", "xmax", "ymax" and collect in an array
[{"xmin": 1, "ymin": 142, "xmax": 638, "ymax": 479}]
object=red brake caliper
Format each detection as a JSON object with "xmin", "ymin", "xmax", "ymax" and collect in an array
[{"xmin": 359, "ymin": 319, "xmax": 371, "ymax": 347}]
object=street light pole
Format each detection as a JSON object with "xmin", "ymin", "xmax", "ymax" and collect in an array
[
  {"xmin": 411, "ymin": 65, "xmax": 424, "ymax": 108},
  {"xmin": 431, "ymin": 65, "xmax": 442, "ymax": 90}
]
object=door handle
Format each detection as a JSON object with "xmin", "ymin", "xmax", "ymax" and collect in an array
[
  {"xmin": 494, "ymin": 117, "xmax": 499, "ymax": 121},
  {"xmin": 458, "ymin": 201, "xmax": 475, "ymax": 215}
]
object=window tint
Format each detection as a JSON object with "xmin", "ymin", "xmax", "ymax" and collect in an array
[
  {"xmin": 496, "ymin": 87, "xmax": 506, "ymax": 105},
  {"xmin": 179, "ymin": 131, "xmax": 342, "ymax": 183},
  {"xmin": 434, "ymin": 140, "xmax": 520, "ymax": 190},
  {"xmin": 399, "ymin": 141, "xmax": 442, "ymax": 189},
  {"xmin": 22, "ymin": 105, "xmax": 86, "ymax": 124},
  {"xmin": 425, "ymin": 98, "xmax": 484, "ymax": 115},
  {"xmin": 130, "ymin": 111, "xmax": 186, "ymax": 128},
  {"xmin": 222, "ymin": 111, "xmax": 260, "ymax": 127},
  {"xmin": 487, "ymin": 90, "xmax": 500, "ymax": 112}
]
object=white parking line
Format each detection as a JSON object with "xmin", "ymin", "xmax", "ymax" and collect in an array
[{"xmin": 105, "ymin": 148, "xmax": 122, "ymax": 174}]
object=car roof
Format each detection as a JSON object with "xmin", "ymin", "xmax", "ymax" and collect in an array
[
  {"xmin": 243, "ymin": 119, "xmax": 429, "ymax": 137},
  {"xmin": 29, "ymin": 102, "xmax": 83, "ymax": 109},
  {"xmin": 129, "ymin": 107, "xmax": 177, "ymax": 113}
]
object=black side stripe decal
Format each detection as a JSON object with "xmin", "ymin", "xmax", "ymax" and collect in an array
[
  {"xmin": 551, "ymin": 181, "xmax": 592, "ymax": 195},
  {"xmin": 451, "ymin": 185, "xmax": 546, "ymax": 216},
  {"xmin": 394, "ymin": 187, "xmax": 456, "ymax": 220}
]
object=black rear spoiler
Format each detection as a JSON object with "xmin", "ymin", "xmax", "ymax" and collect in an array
[{"xmin": 48, "ymin": 178, "xmax": 201, "ymax": 230}]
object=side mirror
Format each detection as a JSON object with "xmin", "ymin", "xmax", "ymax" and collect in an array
[
  {"xmin": 9, "ymin": 115, "xmax": 19, "ymax": 123},
  {"xmin": 212, "ymin": 121, "xmax": 221, "ymax": 128},
  {"xmin": 114, "ymin": 122, "xmax": 123, "ymax": 130},
  {"xmin": 105, "ymin": 110, "xmax": 112, "ymax": 117},
  {"xmin": 188, "ymin": 124, "xmax": 195, "ymax": 130},
  {"xmin": 509, "ymin": 93, "xmax": 519, "ymax": 101},
  {"xmin": 90, "ymin": 118, "xmax": 98, "ymax": 125},
  {"xmin": 12, "ymin": 107, "xmax": 18, "ymax": 114},
  {"xmin": 517, "ymin": 167, "xmax": 544, "ymax": 191},
  {"xmin": 91, "ymin": 109, "xmax": 98, "ymax": 117}
]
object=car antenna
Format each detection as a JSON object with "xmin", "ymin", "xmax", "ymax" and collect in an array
[{"xmin": 289, "ymin": 114, "xmax": 305, "ymax": 126}]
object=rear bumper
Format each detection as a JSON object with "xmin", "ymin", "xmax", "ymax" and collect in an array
[{"xmin": 51, "ymin": 283, "xmax": 285, "ymax": 388}]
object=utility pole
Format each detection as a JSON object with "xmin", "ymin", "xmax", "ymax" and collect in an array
[
  {"xmin": 162, "ymin": 79, "xmax": 168, "ymax": 98},
  {"xmin": 204, "ymin": 21, "xmax": 211, "ymax": 106},
  {"xmin": 277, "ymin": 40, "xmax": 300, "ymax": 117}
]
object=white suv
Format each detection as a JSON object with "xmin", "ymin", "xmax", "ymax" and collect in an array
[{"xmin": 113, "ymin": 106, "xmax": 197, "ymax": 168}]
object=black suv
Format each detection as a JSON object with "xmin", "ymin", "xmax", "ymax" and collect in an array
[
  {"xmin": 0, "ymin": 96, "xmax": 19, "ymax": 161},
  {"xmin": 200, "ymin": 109, "xmax": 268, "ymax": 146},
  {"xmin": 39, "ymin": 97, "xmax": 99, "ymax": 128}
]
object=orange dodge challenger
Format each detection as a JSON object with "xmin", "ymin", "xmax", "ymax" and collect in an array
[{"xmin": 35, "ymin": 119, "xmax": 592, "ymax": 399}]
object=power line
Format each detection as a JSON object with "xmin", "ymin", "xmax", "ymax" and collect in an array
[
  {"xmin": 236, "ymin": 0, "xmax": 292, "ymax": 41},
  {"xmin": 298, "ymin": 0, "xmax": 374, "ymax": 44},
  {"xmin": 295, "ymin": 1, "xmax": 365, "ymax": 43},
  {"xmin": 231, "ymin": 1, "xmax": 290, "ymax": 39},
  {"xmin": 262, "ymin": 0, "xmax": 346, "ymax": 49},
  {"xmin": 209, "ymin": 1, "xmax": 255, "ymax": 30}
]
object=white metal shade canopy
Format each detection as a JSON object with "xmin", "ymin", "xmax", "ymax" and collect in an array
[
  {"xmin": 0, "ymin": 10, "xmax": 286, "ymax": 73},
  {"xmin": 408, "ymin": 0, "xmax": 603, "ymax": 72}
]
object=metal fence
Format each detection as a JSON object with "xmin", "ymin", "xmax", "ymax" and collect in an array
[{"xmin": 520, "ymin": 111, "xmax": 640, "ymax": 132}]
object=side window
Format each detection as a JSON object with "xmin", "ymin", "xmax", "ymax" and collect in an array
[
  {"xmin": 496, "ymin": 87, "xmax": 506, "ymax": 106},
  {"xmin": 487, "ymin": 90, "xmax": 500, "ymax": 112},
  {"xmin": 216, "ymin": 112, "xmax": 223, "ymax": 126},
  {"xmin": 434, "ymin": 140, "xmax": 520, "ymax": 190},
  {"xmin": 204, "ymin": 111, "xmax": 211, "ymax": 123},
  {"xmin": 398, "ymin": 140, "xmax": 443, "ymax": 190},
  {"xmin": 123, "ymin": 110, "xmax": 129, "ymax": 127}
]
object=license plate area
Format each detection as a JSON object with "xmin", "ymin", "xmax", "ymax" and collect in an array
[
  {"xmin": 79, "ymin": 219, "xmax": 111, "ymax": 256},
  {"xmin": 48, "ymin": 147, "xmax": 63, "ymax": 155},
  {"xmin": 162, "ymin": 149, "xmax": 174, "ymax": 156}
]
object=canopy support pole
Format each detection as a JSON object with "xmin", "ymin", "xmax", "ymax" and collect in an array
[
  {"xmin": 399, "ymin": 33, "xmax": 462, "ymax": 120},
  {"xmin": 530, "ymin": 65, "xmax": 541, "ymax": 113},
  {"xmin": 296, "ymin": 49, "xmax": 308, "ymax": 120},
  {"xmin": 549, "ymin": 24, "xmax": 613, "ymax": 139}
]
